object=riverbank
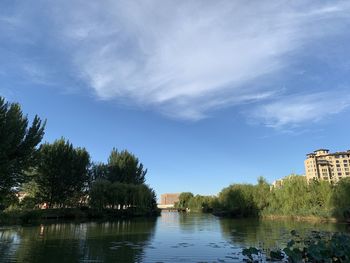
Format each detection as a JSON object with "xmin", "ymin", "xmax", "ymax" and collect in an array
[
  {"xmin": 212, "ymin": 210, "xmax": 350, "ymax": 224},
  {"xmin": 261, "ymin": 214, "xmax": 340, "ymax": 223},
  {"xmin": 0, "ymin": 207, "xmax": 160, "ymax": 225}
]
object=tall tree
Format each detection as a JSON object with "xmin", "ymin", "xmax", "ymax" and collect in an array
[
  {"xmin": 177, "ymin": 192, "xmax": 194, "ymax": 209},
  {"xmin": 35, "ymin": 138, "xmax": 90, "ymax": 207},
  {"xmin": 0, "ymin": 97, "xmax": 45, "ymax": 201},
  {"xmin": 107, "ymin": 149, "xmax": 146, "ymax": 184},
  {"xmin": 89, "ymin": 162, "xmax": 109, "ymax": 184}
]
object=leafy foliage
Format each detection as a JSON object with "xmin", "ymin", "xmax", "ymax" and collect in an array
[
  {"xmin": 35, "ymin": 138, "xmax": 90, "ymax": 208},
  {"xmin": 187, "ymin": 195, "xmax": 215, "ymax": 212},
  {"xmin": 0, "ymin": 97, "xmax": 45, "ymax": 203},
  {"xmin": 89, "ymin": 180, "xmax": 157, "ymax": 211},
  {"xmin": 107, "ymin": 148, "xmax": 147, "ymax": 184},
  {"xmin": 89, "ymin": 162, "xmax": 109, "ymax": 182},
  {"xmin": 217, "ymin": 184, "xmax": 259, "ymax": 217},
  {"xmin": 174, "ymin": 192, "xmax": 216, "ymax": 212},
  {"xmin": 19, "ymin": 179, "xmax": 40, "ymax": 209},
  {"xmin": 175, "ymin": 192, "xmax": 194, "ymax": 209},
  {"xmin": 331, "ymin": 177, "xmax": 350, "ymax": 219},
  {"xmin": 88, "ymin": 149, "xmax": 156, "ymax": 212},
  {"xmin": 242, "ymin": 230, "xmax": 350, "ymax": 262},
  {"xmin": 214, "ymin": 175, "xmax": 350, "ymax": 221},
  {"xmin": 0, "ymin": 97, "xmax": 157, "ymax": 215},
  {"xmin": 213, "ymin": 177, "xmax": 270, "ymax": 217}
]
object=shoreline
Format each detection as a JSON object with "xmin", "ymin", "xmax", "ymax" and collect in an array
[
  {"xmin": 260, "ymin": 214, "xmax": 341, "ymax": 223},
  {"xmin": 0, "ymin": 207, "xmax": 161, "ymax": 226},
  {"xmin": 212, "ymin": 210, "xmax": 349, "ymax": 224}
]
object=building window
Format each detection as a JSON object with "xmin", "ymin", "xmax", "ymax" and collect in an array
[
  {"xmin": 338, "ymin": 173, "xmax": 342, "ymax": 176},
  {"xmin": 336, "ymin": 160, "xmax": 340, "ymax": 163},
  {"xmin": 336, "ymin": 164, "xmax": 340, "ymax": 167},
  {"xmin": 346, "ymin": 172, "xmax": 350, "ymax": 176}
]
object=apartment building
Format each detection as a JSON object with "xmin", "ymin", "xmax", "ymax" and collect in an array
[{"xmin": 305, "ymin": 149, "xmax": 350, "ymax": 183}]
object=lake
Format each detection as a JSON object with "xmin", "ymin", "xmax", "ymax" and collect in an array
[{"xmin": 0, "ymin": 212, "xmax": 349, "ymax": 262}]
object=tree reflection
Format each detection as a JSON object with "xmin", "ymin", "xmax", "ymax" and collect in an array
[
  {"xmin": 0, "ymin": 219, "xmax": 156, "ymax": 263},
  {"xmin": 219, "ymin": 218, "xmax": 347, "ymax": 249},
  {"xmin": 81, "ymin": 219, "xmax": 157, "ymax": 262},
  {"xmin": 178, "ymin": 212, "xmax": 215, "ymax": 233}
]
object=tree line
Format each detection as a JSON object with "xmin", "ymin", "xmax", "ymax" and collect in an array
[
  {"xmin": 176, "ymin": 175, "xmax": 350, "ymax": 221},
  {"xmin": 0, "ymin": 96, "xmax": 157, "ymax": 212}
]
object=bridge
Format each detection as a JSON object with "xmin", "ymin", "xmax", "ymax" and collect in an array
[{"xmin": 157, "ymin": 204, "xmax": 175, "ymax": 209}]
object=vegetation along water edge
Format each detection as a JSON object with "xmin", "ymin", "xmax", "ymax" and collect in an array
[{"xmin": 0, "ymin": 96, "xmax": 159, "ymax": 225}]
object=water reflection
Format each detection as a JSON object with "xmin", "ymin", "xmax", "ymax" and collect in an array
[
  {"xmin": 0, "ymin": 219, "xmax": 156, "ymax": 263},
  {"xmin": 0, "ymin": 214, "xmax": 349, "ymax": 263},
  {"xmin": 143, "ymin": 212, "xmax": 239, "ymax": 262},
  {"xmin": 0, "ymin": 228, "xmax": 20, "ymax": 261},
  {"xmin": 219, "ymin": 218, "xmax": 349, "ymax": 249}
]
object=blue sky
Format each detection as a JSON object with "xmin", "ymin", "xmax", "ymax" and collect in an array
[{"xmin": 1, "ymin": 1, "xmax": 350, "ymax": 198}]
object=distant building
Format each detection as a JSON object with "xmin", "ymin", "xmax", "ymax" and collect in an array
[
  {"xmin": 271, "ymin": 174, "xmax": 305, "ymax": 189},
  {"xmin": 159, "ymin": 193, "xmax": 180, "ymax": 208},
  {"xmin": 271, "ymin": 179, "xmax": 284, "ymax": 188},
  {"xmin": 305, "ymin": 149, "xmax": 350, "ymax": 183}
]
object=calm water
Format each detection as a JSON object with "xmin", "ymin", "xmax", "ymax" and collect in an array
[{"xmin": 0, "ymin": 212, "xmax": 349, "ymax": 262}]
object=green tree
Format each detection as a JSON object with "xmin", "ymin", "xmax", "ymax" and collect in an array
[
  {"xmin": 89, "ymin": 179, "xmax": 110, "ymax": 210},
  {"xmin": 89, "ymin": 149, "xmax": 156, "ymax": 211},
  {"xmin": 89, "ymin": 180, "xmax": 157, "ymax": 210},
  {"xmin": 35, "ymin": 138, "xmax": 90, "ymax": 207},
  {"xmin": 187, "ymin": 195, "xmax": 215, "ymax": 212},
  {"xmin": 19, "ymin": 179, "xmax": 40, "ymax": 209},
  {"xmin": 218, "ymin": 184, "xmax": 258, "ymax": 217},
  {"xmin": 89, "ymin": 162, "xmax": 109, "ymax": 185},
  {"xmin": 0, "ymin": 97, "xmax": 45, "ymax": 204},
  {"xmin": 107, "ymin": 149, "xmax": 146, "ymax": 184},
  {"xmin": 176, "ymin": 192, "xmax": 194, "ymax": 209},
  {"xmin": 253, "ymin": 177, "xmax": 270, "ymax": 211},
  {"xmin": 331, "ymin": 177, "xmax": 350, "ymax": 219},
  {"xmin": 266, "ymin": 175, "xmax": 310, "ymax": 216},
  {"xmin": 307, "ymin": 179, "xmax": 333, "ymax": 216}
]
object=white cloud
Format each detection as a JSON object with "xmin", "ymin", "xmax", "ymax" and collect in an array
[
  {"xmin": 250, "ymin": 92, "xmax": 350, "ymax": 129},
  {"xmin": 2, "ymin": 0, "xmax": 350, "ymax": 125},
  {"xmin": 64, "ymin": 1, "xmax": 297, "ymax": 105},
  {"xmin": 57, "ymin": 1, "xmax": 350, "ymax": 119}
]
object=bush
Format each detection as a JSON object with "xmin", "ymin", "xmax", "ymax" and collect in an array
[{"xmin": 242, "ymin": 230, "xmax": 350, "ymax": 262}]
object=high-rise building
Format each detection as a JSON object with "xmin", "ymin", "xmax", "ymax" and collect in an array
[{"xmin": 304, "ymin": 149, "xmax": 350, "ymax": 183}]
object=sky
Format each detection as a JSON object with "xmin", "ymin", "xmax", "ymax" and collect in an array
[{"xmin": 1, "ymin": 1, "xmax": 350, "ymax": 198}]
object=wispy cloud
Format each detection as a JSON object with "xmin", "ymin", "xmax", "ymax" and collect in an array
[
  {"xmin": 1, "ymin": 1, "xmax": 350, "ymax": 126},
  {"xmin": 250, "ymin": 91, "xmax": 350, "ymax": 129}
]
